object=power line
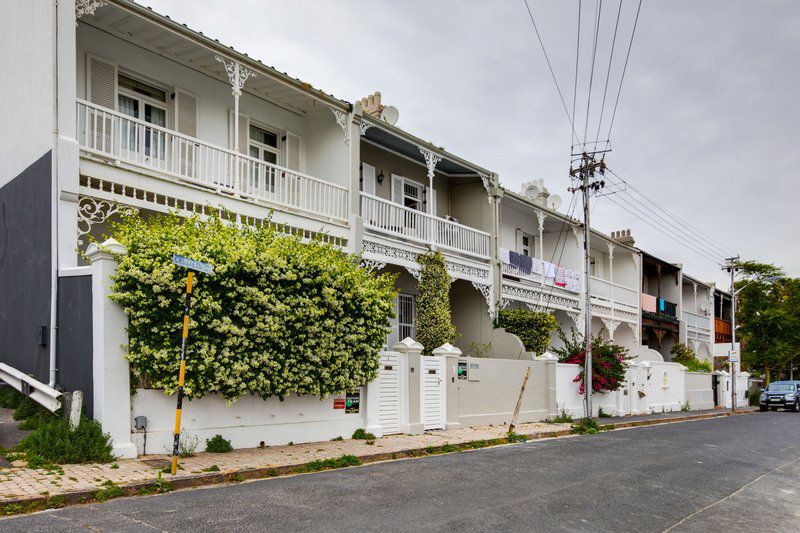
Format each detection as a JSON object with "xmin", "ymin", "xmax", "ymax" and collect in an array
[
  {"xmin": 594, "ymin": 0, "xmax": 623, "ymax": 146},
  {"xmin": 607, "ymin": 169, "xmax": 738, "ymax": 257},
  {"xmin": 582, "ymin": 0, "xmax": 603, "ymax": 145},
  {"xmin": 522, "ymin": 0, "xmax": 581, "ymax": 146},
  {"xmin": 605, "ymin": 0, "xmax": 642, "ymax": 143}
]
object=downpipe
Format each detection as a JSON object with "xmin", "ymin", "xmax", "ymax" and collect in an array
[{"xmin": 48, "ymin": 0, "xmax": 60, "ymax": 387}]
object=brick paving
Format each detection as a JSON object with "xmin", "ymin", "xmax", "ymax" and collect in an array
[{"xmin": 0, "ymin": 421, "xmax": 567, "ymax": 503}]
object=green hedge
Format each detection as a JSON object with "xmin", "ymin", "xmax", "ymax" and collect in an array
[
  {"xmin": 496, "ymin": 308, "xmax": 559, "ymax": 355},
  {"xmin": 670, "ymin": 342, "xmax": 712, "ymax": 373},
  {"xmin": 416, "ymin": 251, "xmax": 456, "ymax": 355},
  {"xmin": 108, "ymin": 212, "xmax": 397, "ymax": 401}
]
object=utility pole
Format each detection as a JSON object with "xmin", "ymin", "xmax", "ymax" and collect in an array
[
  {"xmin": 569, "ymin": 152, "xmax": 607, "ymax": 419},
  {"xmin": 723, "ymin": 256, "xmax": 740, "ymax": 413}
]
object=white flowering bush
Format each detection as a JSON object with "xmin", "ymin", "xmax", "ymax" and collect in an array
[{"xmin": 108, "ymin": 212, "xmax": 396, "ymax": 401}]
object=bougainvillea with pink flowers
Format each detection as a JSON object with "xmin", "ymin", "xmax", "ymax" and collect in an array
[{"xmin": 554, "ymin": 329, "xmax": 632, "ymax": 394}]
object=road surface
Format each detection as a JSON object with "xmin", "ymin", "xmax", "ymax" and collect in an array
[{"xmin": 2, "ymin": 411, "xmax": 799, "ymax": 532}]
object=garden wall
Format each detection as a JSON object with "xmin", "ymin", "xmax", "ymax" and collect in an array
[
  {"xmin": 639, "ymin": 361, "xmax": 686, "ymax": 413},
  {"xmin": 555, "ymin": 363, "xmax": 621, "ymax": 418},
  {"xmin": 451, "ymin": 358, "xmax": 551, "ymax": 427},
  {"xmin": 685, "ymin": 372, "xmax": 714, "ymax": 411},
  {"xmin": 131, "ymin": 388, "xmax": 369, "ymax": 455}
]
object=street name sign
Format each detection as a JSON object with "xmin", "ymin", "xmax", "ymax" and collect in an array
[{"xmin": 172, "ymin": 254, "xmax": 214, "ymax": 274}]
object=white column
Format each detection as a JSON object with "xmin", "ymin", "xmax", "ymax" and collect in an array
[
  {"xmin": 215, "ymin": 56, "xmax": 255, "ymax": 194},
  {"xmin": 537, "ymin": 210, "xmax": 546, "ymax": 289},
  {"xmin": 433, "ymin": 343, "xmax": 462, "ymax": 430},
  {"xmin": 86, "ymin": 238, "xmax": 137, "ymax": 459},
  {"xmin": 419, "ymin": 148, "xmax": 442, "ymax": 249},
  {"xmin": 393, "ymin": 337, "xmax": 424, "ymax": 435}
]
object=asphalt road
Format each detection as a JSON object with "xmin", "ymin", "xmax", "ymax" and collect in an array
[{"xmin": 3, "ymin": 412, "xmax": 799, "ymax": 532}]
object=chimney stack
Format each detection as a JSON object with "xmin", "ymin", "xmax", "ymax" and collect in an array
[
  {"xmin": 611, "ymin": 229, "xmax": 635, "ymax": 247},
  {"xmin": 358, "ymin": 91, "xmax": 384, "ymax": 117}
]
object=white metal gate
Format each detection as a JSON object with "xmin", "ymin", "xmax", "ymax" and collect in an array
[
  {"xmin": 630, "ymin": 365, "xmax": 647, "ymax": 414},
  {"xmin": 422, "ymin": 356, "xmax": 446, "ymax": 430},
  {"xmin": 378, "ymin": 352, "xmax": 401, "ymax": 435}
]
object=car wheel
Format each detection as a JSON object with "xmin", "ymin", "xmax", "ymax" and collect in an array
[
  {"xmin": 760, "ymin": 406, "xmax": 768, "ymax": 412},
  {"xmin": 771, "ymin": 406, "xmax": 779, "ymax": 411},
  {"xmin": 794, "ymin": 400, "xmax": 800, "ymax": 413}
]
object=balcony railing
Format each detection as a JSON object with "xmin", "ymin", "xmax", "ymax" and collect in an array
[
  {"xmin": 501, "ymin": 262, "xmax": 543, "ymax": 284},
  {"xmin": 715, "ymin": 318, "xmax": 732, "ymax": 336},
  {"xmin": 590, "ymin": 276, "xmax": 639, "ymax": 313},
  {"xmin": 360, "ymin": 193, "xmax": 490, "ymax": 259},
  {"xmin": 642, "ymin": 294, "xmax": 678, "ymax": 320},
  {"xmin": 77, "ymin": 100, "xmax": 349, "ymax": 222}
]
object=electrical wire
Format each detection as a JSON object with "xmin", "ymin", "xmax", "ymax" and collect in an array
[
  {"xmin": 606, "ymin": 169, "xmax": 738, "ymax": 257},
  {"xmin": 582, "ymin": 0, "xmax": 603, "ymax": 145},
  {"xmin": 605, "ymin": 0, "xmax": 642, "ymax": 143},
  {"xmin": 594, "ymin": 0, "xmax": 623, "ymax": 146},
  {"xmin": 522, "ymin": 0, "xmax": 581, "ymax": 147}
]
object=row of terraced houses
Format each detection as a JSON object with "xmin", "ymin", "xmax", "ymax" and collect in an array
[{"xmin": 1, "ymin": 1, "xmax": 739, "ymax": 457}]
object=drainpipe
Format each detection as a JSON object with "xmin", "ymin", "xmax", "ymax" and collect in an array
[{"xmin": 48, "ymin": 0, "xmax": 61, "ymax": 387}]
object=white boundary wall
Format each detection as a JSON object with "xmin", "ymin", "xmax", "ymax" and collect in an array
[
  {"xmin": 555, "ymin": 363, "xmax": 621, "ymax": 418},
  {"xmin": 639, "ymin": 361, "xmax": 686, "ymax": 413},
  {"xmin": 714, "ymin": 371, "xmax": 750, "ymax": 408},
  {"xmin": 131, "ymin": 389, "xmax": 368, "ymax": 455},
  {"xmin": 685, "ymin": 372, "xmax": 714, "ymax": 411}
]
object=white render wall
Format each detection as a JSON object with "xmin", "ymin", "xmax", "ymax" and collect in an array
[
  {"xmin": 0, "ymin": 0, "xmax": 56, "ymax": 186},
  {"xmin": 131, "ymin": 389, "xmax": 368, "ymax": 455},
  {"xmin": 555, "ymin": 363, "xmax": 621, "ymax": 418},
  {"xmin": 685, "ymin": 372, "xmax": 714, "ymax": 411},
  {"xmin": 75, "ymin": 24, "xmax": 350, "ymax": 187}
]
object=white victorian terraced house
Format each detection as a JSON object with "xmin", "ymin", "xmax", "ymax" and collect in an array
[
  {"xmin": 680, "ymin": 274, "xmax": 715, "ymax": 361},
  {"xmin": 496, "ymin": 181, "xmax": 642, "ymax": 352}
]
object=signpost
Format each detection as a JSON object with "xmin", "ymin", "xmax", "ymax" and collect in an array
[{"xmin": 170, "ymin": 254, "xmax": 213, "ymax": 475}]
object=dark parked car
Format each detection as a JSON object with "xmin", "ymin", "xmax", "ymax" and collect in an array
[{"xmin": 759, "ymin": 381, "xmax": 800, "ymax": 411}]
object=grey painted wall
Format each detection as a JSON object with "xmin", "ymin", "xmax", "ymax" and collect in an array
[
  {"xmin": 0, "ymin": 152, "xmax": 52, "ymax": 382},
  {"xmin": 57, "ymin": 275, "xmax": 94, "ymax": 417}
]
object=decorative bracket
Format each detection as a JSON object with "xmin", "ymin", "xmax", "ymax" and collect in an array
[
  {"xmin": 607, "ymin": 242, "xmax": 615, "ymax": 260},
  {"xmin": 77, "ymin": 197, "xmax": 138, "ymax": 246},
  {"xmin": 76, "ymin": 0, "xmax": 106, "ymax": 18},
  {"xmin": 478, "ymin": 173, "xmax": 492, "ymax": 205},
  {"xmin": 359, "ymin": 120, "xmax": 372, "ymax": 136},
  {"xmin": 571, "ymin": 225, "xmax": 582, "ymax": 247},
  {"xmin": 472, "ymin": 282, "xmax": 494, "ymax": 319},
  {"xmin": 405, "ymin": 266, "xmax": 422, "ymax": 281},
  {"xmin": 419, "ymin": 147, "xmax": 442, "ymax": 180},
  {"xmin": 626, "ymin": 321, "xmax": 640, "ymax": 343},
  {"xmin": 566, "ymin": 311, "xmax": 582, "ymax": 328},
  {"xmin": 360, "ymin": 259, "xmax": 386, "ymax": 272},
  {"xmin": 331, "ymin": 108, "xmax": 350, "ymax": 144},
  {"xmin": 536, "ymin": 210, "xmax": 547, "ymax": 233},
  {"xmin": 601, "ymin": 318, "xmax": 621, "ymax": 340},
  {"xmin": 215, "ymin": 56, "xmax": 256, "ymax": 97}
]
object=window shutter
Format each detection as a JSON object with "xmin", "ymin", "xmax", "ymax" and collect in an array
[
  {"xmin": 391, "ymin": 174, "xmax": 404, "ymax": 205},
  {"xmin": 87, "ymin": 55, "xmax": 117, "ymax": 108},
  {"xmin": 174, "ymin": 89, "xmax": 197, "ymax": 177},
  {"xmin": 284, "ymin": 130, "xmax": 301, "ymax": 171},
  {"xmin": 174, "ymin": 89, "xmax": 197, "ymax": 137},
  {"xmin": 516, "ymin": 229, "xmax": 523, "ymax": 253},
  {"xmin": 228, "ymin": 110, "xmax": 249, "ymax": 154},
  {"xmin": 361, "ymin": 163, "xmax": 376, "ymax": 195}
]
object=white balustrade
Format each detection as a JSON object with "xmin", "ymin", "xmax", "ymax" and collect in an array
[
  {"xmin": 360, "ymin": 193, "xmax": 489, "ymax": 259},
  {"xmin": 77, "ymin": 100, "xmax": 349, "ymax": 221},
  {"xmin": 501, "ymin": 262, "xmax": 543, "ymax": 283}
]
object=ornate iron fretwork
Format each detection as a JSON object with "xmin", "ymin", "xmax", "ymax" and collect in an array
[
  {"xmin": 331, "ymin": 108, "xmax": 350, "ymax": 144},
  {"xmin": 77, "ymin": 197, "xmax": 138, "ymax": 245},
  {"xmin": 359, "ymin": 120, "xmax": 372, "ymax": 136},
  {"xmin": 472, "ymin": 282, "xmax": 494, "ymax": 318},
  {"xmin": 360, "ymin": 259, "xmax": 386, "ymax": 272},
  {"xmin": 214, "ymin": 56, "xmax": 255, "ymax": 96},
  {"xmin": 536, "ymin": 210, "xmax": 547, "ymax": 233},
  {"xmin": 419, "ymin": 147, "xmax": 442, "ymax": 180},
  {"xmin": 478, "ymin": 173, "xmax": 492, "ymax": 205},
  {"xmin": 76, "ymin": 0, "xmax": 106, "ymax": 18}
]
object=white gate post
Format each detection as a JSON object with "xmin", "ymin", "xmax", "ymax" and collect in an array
[
  {"xmin": 433, "ymin": 343, "xmax": 461, "ymax": 430},
  {"xmin": 86, "ymin": 238, "xmax": 137, "ymax": 459},
  {"xmin": 393, "ymin": 337, "xmax": 424, "ymax": 435}
]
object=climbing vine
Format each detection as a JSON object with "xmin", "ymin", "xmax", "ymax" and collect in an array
[{"xmin": 416, "ymin": 251, "xmax": 456, "ymax": 355}]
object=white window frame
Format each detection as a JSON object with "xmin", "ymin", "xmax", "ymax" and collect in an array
[
  {"xmin": 248, "ymin": 120, "xmax": 282, "ymax": 165},
  {"xmin": 520, "ymin": 231, "xmax": 535, "ymax": 257},
  {"xmin": 402, "ymin": 179, "xmax": 425, "ymax": 211},
  {"xmin": 397, "ymin": 293, "xmax": 417, "ymax": 341},
  {"xmin": 116, "ymin": 71, "xmax": 170, "ymax": 126}
]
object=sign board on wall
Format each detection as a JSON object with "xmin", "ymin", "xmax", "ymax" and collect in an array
[
  {"xmin": 345, "ymin": 390, "xmax": 360, "ymax": 414},
  {"xmin": 457, "ymin": 360, "xmax": 468, "ymax": 380},
  {"xmin": 333, "ymin": 396, "xmax": 345, "ymax": 410}
]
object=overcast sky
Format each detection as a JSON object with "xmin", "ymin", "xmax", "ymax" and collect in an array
[{"xmin": 144, "ymin": 0, "xmax": 799, "ymax": 287}]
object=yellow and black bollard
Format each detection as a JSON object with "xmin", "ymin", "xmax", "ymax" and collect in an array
[
  {"xmin": 170, "ymin": 254, "xmax": 213, "ymax": 475},
  {"xmin": 171, "ymin": 271, "xmax": 194, "ymax": 475}
]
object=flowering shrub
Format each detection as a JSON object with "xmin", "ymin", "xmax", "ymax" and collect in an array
[
  {"xmin": 553, "ymin": 329, "xmax": 632, "ymax": 394},
  {"xmin": 670, "ymin": 342, "xmax": 712, "ymax": 373},
  {"xmin": 109, "ymin": 212, "xmax": 396, "ymax": 401}
]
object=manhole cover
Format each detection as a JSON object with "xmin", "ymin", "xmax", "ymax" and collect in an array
[{"xmin": 142, "ymin": 458, "xmax": 171, "ymax": 469}]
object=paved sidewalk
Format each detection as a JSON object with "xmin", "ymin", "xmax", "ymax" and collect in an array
[{"xmin": 0, "ymin": 408, "xmax": 756, "ymax": 511}]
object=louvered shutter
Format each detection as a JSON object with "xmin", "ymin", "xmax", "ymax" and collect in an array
[
  {"xmin": 284, "ymin": 130, "xmax": 301, "ymax": 171},
  {"xmin": 361, "ymin": 163, "xmax": 376, "ymax": 195},
  {"xmin": 391, "ymin": 174, "xmax": 404, "ymax": 204},
  {"xmin": 174, "ymin": 89, "xmax": 197, "ymax": 177},
  {"xmin": 87, "ymin": 55, "xmax": 117, "ymax": 152}
]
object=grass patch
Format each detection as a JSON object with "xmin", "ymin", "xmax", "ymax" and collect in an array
[
  {"xmin": 18, "ymin": 416, "xmax": 113, "ymax": 467},
  {"xmin": 94, "ymin": 480, "xmax": 124, "ymax": 502},
  {"xmin": 293, "ymin": 455, "xmax": 362, "ymax": 473},
  {"xmin": 597, "ymin": 408, "xmax": 612, "ymax": 418},
  {"xmin": 352, "ymin": 428, "xmax": 376, "ymax": 440},
  {"xmin": 547, "ymin": 409, "xmax": 574, "ymax": 424},
  {"xmin": 330, "ymin": 436, "xmax": 343, "ymax": 441},
  {"xmin": 572, "ymin": 418, "xmax": 602, "ymax": 435},
  {"xmin": 201, "ymin": 464, "xmax": 220, "ymax": 472},
  {"xmin": 506, "ymin": 431, "xmax": 526, "ymax": 443},
  {"xmin": 205, "ymin": 434, "xmax": 233, "ymax": 453}
]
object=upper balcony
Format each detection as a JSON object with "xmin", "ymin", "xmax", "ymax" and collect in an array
[{"xmin": 77, "ymin": 100, "xmax": 349, "ymax": 222}]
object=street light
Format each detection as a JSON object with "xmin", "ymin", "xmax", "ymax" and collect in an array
[{"xmin": 728, "ymin": 273, "xmax": 782, "ymax": 413}]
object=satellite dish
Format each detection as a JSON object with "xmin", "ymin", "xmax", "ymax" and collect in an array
[
  {"xmin": 522, "ymin": 182, "xmax": 541, "ymax": 199},
  {"xmin": 547, "ymin": 194, "xmax": 562, "ymax": 210},
  {"xmin": 380, "ymin": 106, "xmax": 399, "ymax": 126}
]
